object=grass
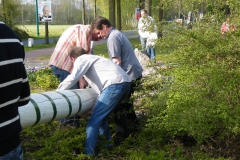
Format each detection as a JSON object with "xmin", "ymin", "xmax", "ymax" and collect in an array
[
  {"xmin": 18, "ymin": 25, "xmax": 71, "ymax": 39},
  {"xmin": 22, "ymin": 24, "xmax": 144, "ymax": 59},
  {"xmin": 22, "ymin": 25, "xmax": 143, "ymax": 60},
  {"xmin": 27, "ymin": 37, "xmax": 143, "ymax": 61},
  {"xmin": 24, "ymin": 43, "xmax": 57, "ymax": 52}
]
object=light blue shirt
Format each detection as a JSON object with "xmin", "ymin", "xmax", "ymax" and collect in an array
[{"xmin": 107, "ymin": 28, "xmax": 143, "ymax": 80}]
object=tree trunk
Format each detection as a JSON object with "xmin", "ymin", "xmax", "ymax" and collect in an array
[
  {"xmin": 109, "ymin": 0, "xmax": 115, "ymax": 27},
  {"xmin": 145, "ymin": 0, "xmax": 152, "ymax": 15},
  {"xmin": 82, "ymin": 0, "xmax": 86, "ymax": 24},
  {"xmin": 116, "ymin": 0, "xmax": 121, "ymax": 31},
  {"xmin": 158, "ymin": 4, "xmax": 164, "ymax": 38},
  {"xmin": 139, "ymin": 0, "xmax": 145, "ymax": 9},
  {"xmin": 45, "ymin": 22, "xmax": 49, "ymax": 44},
  {"xmin": 94, "ymin": 0, "xmax": 96, "ymax": 18}
]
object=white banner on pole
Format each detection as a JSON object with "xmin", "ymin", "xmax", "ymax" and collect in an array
[{"xmin": 38, "ymin": 1, "xmax": 52, "ymax": 22}]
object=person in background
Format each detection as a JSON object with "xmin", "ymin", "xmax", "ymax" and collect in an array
[
  {"xmin": 221, "ymin": 17, "xmax": 236, "ymax": 38},
  {"xmin": 180, "ymin": 12, "xmax": 186, "ymax": 27},
  {"xmin": 0, "ymin": 21, "xmax": 31, "ymax": 159},
  {"xmin": 57, "ymin": 47, "xmax": 131, "ymax": 155},
  {"xmin": 91, "ymin": 16, "xmax": 143, "ymax": 145},
  {"xmin": 187, "ymin": 11, "xmax": 193, "ymax": 29},
  {"xmin": 138, "ymin": 9, "xmax": 157, "ymax": 52},
  {"xmin": 146, "ymin": 30, "xmax": 158, "ymax": 60},
  {"xmin": 49, "ymin": 24, "xmax": 101, "ymax": 127}
]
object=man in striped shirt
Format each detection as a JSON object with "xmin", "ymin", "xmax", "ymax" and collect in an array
[
  {"xmin": 0, "ymin": 22, "xmax": 31, "ymax": 159},
  {"xmin": 49, "ymin": 24, "xmax": 101, "ymax": 127}
]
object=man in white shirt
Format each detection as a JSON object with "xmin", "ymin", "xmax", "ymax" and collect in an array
[
  {"xmin": 138, "ymin": 9, "xmax": 157, "ymax": 52},
  {"xmin": 57, "ymin": 47, "xmax": 131, "ymax": 155},
  {"xmin": 91, "ymin": 16, "xmax": 143, "ymax": 145}
]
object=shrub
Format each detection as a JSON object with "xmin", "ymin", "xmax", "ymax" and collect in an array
[
  {"xmin": 146, "ymin": 23, "xmax": 240, "ymax": 158},
  {"xmin": 27, "ymin": 68, "xmax": 59, "ymax": 92}
]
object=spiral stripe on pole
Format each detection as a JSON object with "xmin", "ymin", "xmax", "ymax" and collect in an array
[
  {"xmin": 30, "ymin": 99, "xmax": 41, "ymax": 126},
  {"xmin": 39, "ymin": 93, "xmax": 57, "ymax": 122}
]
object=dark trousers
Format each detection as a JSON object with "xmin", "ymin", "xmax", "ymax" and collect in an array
[{"xmin": 113, "ymin": 77, "xmax": 141, "ymax": 139}]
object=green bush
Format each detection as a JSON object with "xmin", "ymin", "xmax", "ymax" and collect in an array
[
  {"xmin": 27, "ymin": 68, "xmax": 60, "ymax": 92},
  {"xmin": 145, "ymin": 23, "xmax": 240, "ymax": 158},
  {"xmin": 23, "ymin": 21, "xmax": 240, "ymax": 159}
]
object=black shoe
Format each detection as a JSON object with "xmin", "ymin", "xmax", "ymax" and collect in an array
[
  {"xmin": 114, "ymin": 137, "xmax": 124, "ymax": 146},
  {"xmin": 72, "ymin": 148, "xmax": 80, "ymax": 156},
  {"xmin": 114, "ymin": 132, "xmax": 125, "ymax": 146}
]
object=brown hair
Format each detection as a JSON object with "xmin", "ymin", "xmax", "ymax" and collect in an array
[
  {"xmin": 91, "ymin": 16, "xmax": 111, "ymax": 30},
  {"xmin": 69, "ymin": 47, "xmax": 87, "ymax": 58},
  {"xmin": 140, "ymin": 9, "xmax": 148, "ymax": 14}
]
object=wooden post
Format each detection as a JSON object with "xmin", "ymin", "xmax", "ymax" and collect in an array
[{"xmin": 45, "ymin": 22, "xmax": 49, "ymax": 44}]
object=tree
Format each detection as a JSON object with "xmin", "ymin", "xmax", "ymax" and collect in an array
[
  {"xmin": 82, "ymin": 0, "xmax": 86, "ymax": 24},
  {"xmin": 116, "ymin": 0, "xmax": 122, "ymax": 30},
  {"xmin": 0, "ymin": 0, "xmax": 21, "ymax": 28},
  {"xmin": 109, "ymin": 0, "xmax": 115, "ymax": 27},
  {"xmin": 93, "ymin": 0, "xmax": 96, "ymax": 18},
  {"xmin": 145, "ymin": 0, "xmax": 152, "ymax": 15},
  {"xmin": 139, "ymin": 0, "xmax": 145, "ymax": 9},
  {"xmin": 158, "ymin": 4, "xmax": 164, "ymax": 37}
]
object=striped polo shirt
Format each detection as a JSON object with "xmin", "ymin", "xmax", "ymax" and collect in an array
[
  {"xmin": 0, "ymin": 21, "xmax": 31, "ymax": 156},
  {"xmin": 49, "ymin": 24, "xmax": 92, "ymax": 73}
]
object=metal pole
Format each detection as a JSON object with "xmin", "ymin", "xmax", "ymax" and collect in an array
[{"xmin": 35, "ymin": 0, "xmax": 39, "ymax": 36}]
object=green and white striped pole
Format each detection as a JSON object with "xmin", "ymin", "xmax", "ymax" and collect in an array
[{"xmin": 19, "ymin": 88, "xmax": 98, "ymax": 128}]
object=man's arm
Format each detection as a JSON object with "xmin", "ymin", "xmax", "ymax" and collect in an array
[
  {"xmin": 57, "ymin": 57, "xmax": 89, "ymax": 90},
  {"xmin": 112, "ymin": 57, "xmax": 121, "ymax": 66},
  {"xmin": 19, "ymin": 64, "xmax": 31, "ymax": 106},
  {"xmin": 79, "ymin": 77, "xmax": 88, "ymax": 89}
]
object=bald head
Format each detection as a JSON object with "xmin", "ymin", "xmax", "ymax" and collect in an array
[{"xmin": 43, "ymin": 5, "xmax": 51, "ymax": 17}]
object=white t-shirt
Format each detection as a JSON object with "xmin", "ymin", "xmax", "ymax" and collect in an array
[
  {"xmin": 138, "ymin": 16, "xmax": 157, "ymax": 38},
  {"xmin": 145, "ymin": 32, "xmax": 158, "ymax": 47}
]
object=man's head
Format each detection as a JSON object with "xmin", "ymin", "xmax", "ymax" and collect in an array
[
  {"xmin": 140, "ymin": 9, "xmax": 148, "ymax": 18},
  {"xmin": 91, "ymin": 16, "xmax": 112, "ymax": 39},
  {"xmin": 91, "ymin": 31, "xmax": 102, "ymax": 41},
  {"xmin": 70, "ymin": 47, "xmax": 87, "ymax": 62},
  {"xmin": 43, "ymin": 5, "xmax": 51, "ymax": 17}
]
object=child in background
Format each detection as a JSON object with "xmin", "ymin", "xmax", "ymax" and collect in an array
[{"xmin": 146, "ymin": 31, "xmax": 158, "ymax": 60}]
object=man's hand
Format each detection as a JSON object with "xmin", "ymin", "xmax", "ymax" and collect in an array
[
  {"xmin": 79, "ymin": 77, "xmax": 88, "ymax": 89},
  {"xmin": 112, "ymin": 57, "xmax": 121, "ymax": 66}
]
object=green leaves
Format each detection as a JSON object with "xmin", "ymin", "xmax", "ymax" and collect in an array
[{"xmin": 27, "ymin": 68, "xmax": 60, "ymax": 92}]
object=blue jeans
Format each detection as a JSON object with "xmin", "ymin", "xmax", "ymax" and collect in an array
[
  {"xmin": 51, "ymin": 65, "xmax": 79, "ymax": 89},
  {"xmin": 51, "ymin": 65, "xmax": 80, "ymax": 127},
  {"xmin": 0, "ymin": 145, "xmax": 23, "ymax": 160},
  {"xmin": 85, "ymin": 82, "xmax": 131, "ymax": 155},
  {"xmin": 140, "ymin": 36, "xmax": 147, "ymax": 51},
  {"xmin": 147, "ymin": 46, "xmax": 156, "ymax": 60}
]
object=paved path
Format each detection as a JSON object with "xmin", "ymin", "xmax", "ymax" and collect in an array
[{"xmin": 24, "ymin": 30, "xmax": 139, "ymax": 68}]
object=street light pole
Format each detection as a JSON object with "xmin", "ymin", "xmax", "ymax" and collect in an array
[{"xmin": 35, "ymin": 0, "xmax": 39, "ymax": 36}]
